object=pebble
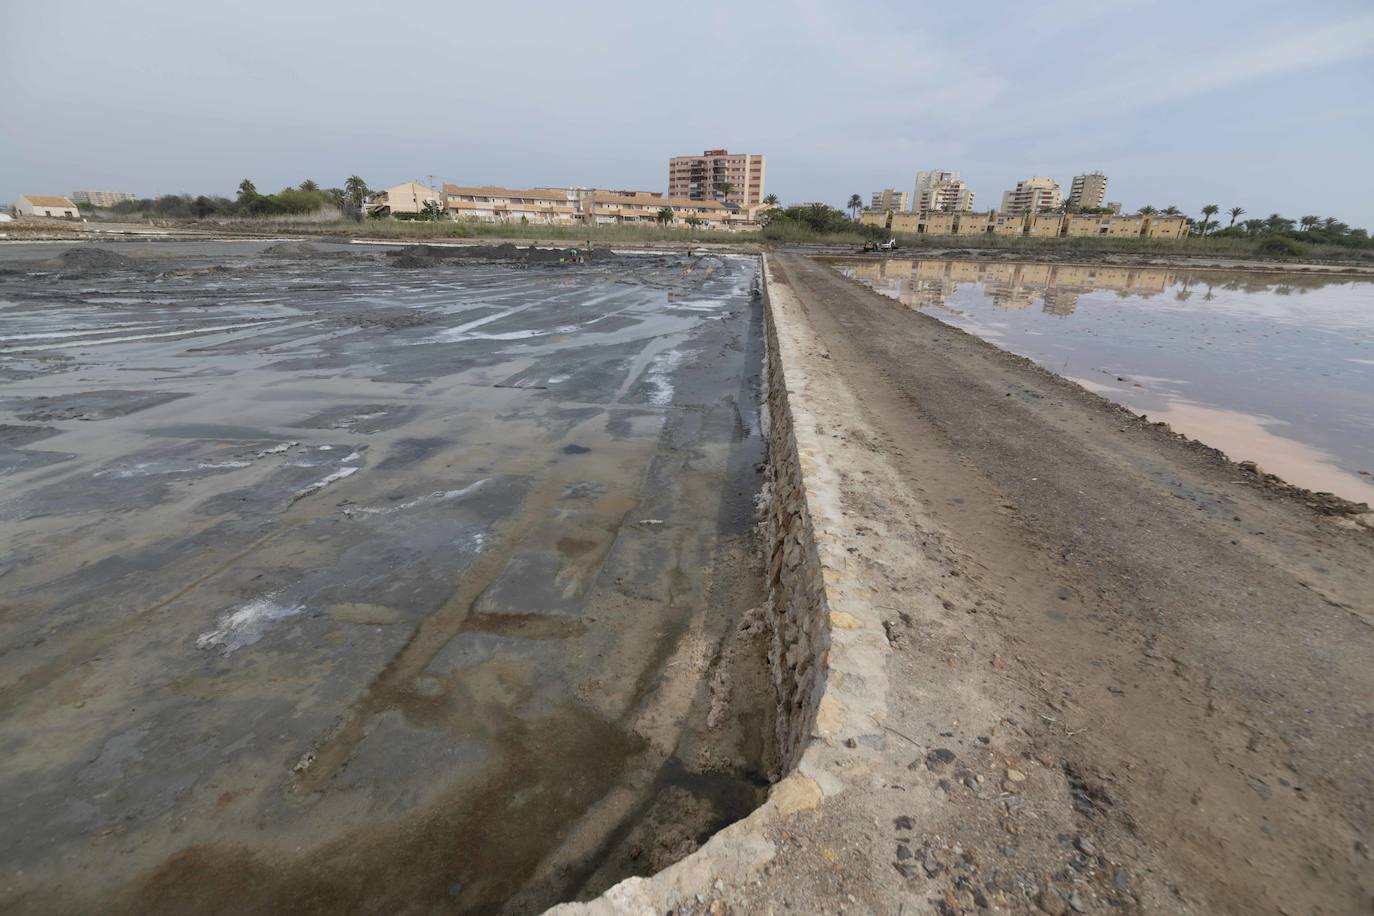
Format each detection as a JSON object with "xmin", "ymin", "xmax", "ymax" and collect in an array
[
  {"xmin": 1006, "ymin": 768, "xmax": 1026, "ymax": 783},
  {"xmin": 1074, "ymin": 835, "xmax": 1097, "ymax": 857},
  {"xmin": 924, "ymin": 748, "xmax": 957, "ymax": 771},
  {"xmin": 1037, "ymin": 887, "xmax": 1068, "ymax": 915},
  {"xmin": 1068, "ymin": 892, "xmax": 1089, "ymax": 912},
  {"xmin": 893, "ymin": 815, "xmax": 914, "ymax": 830}
]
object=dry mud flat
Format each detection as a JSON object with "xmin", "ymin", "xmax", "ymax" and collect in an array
[
  {"xmin": 671, "ymin": 255, "xmax": 1370, "ymax": 915},
  {"xmin": 0, "ymin": 242, "xmax": 773, "ymax": 913}
]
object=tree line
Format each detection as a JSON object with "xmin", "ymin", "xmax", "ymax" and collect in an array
[
  {"xmin": 110, "ymin": 177, "xmax": 372, "ymax": 220},
  {"xmin": 1178, "ymin": 204, "xmax": 1368, "ymax": 247}
]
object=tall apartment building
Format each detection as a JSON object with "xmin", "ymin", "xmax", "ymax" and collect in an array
[
  {"xmin": 71, "ymin": 190, "xmax": 135, "ymax": 208},
  {"xmin": 913, "ymin": 169, "xmax": 974, "ymax": 212},
  {"xmin": 1068, "ymin": 172, "xmax": 1108, "ymax": 210},
  {"xmin": 1000, "ymin": 177, "xmax": 1063, "ymax": 214},
  {"xmin": 870, "ymin": 188, "xmax": 909, "ymax": 212},
  {"xmin": 667, "ymin": 149, "xmax": 766, "ymax": 207}
]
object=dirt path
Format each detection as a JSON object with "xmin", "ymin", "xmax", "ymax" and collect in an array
[{"xmin": 759, "ymin": 254, "xmax": 1373, "ymax": 914}]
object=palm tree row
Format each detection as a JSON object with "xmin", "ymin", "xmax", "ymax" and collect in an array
[{"xmin": 1129, "ymin": 202, "xmax": 1363, "ymax": 240}]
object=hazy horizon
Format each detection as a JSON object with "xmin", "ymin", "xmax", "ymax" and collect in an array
[{"xmin": 3, "ymin": 0, "xmax": 1372, "ymax": 227}]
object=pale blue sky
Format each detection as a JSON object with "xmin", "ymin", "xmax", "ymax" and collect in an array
[{"xmin": 3, "ymin": 0, "xmax": 1372, "ymax": 226}]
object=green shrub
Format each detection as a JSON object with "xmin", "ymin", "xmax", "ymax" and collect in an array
[{"xmin": 1257, "ymin": 236, "xmax": 1306, "ymax": 257}]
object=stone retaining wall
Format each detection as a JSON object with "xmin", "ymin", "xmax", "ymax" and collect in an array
[
  {"xmin": 761, "ymin": 272, "xmax": 832, "ymax": 769},
  {"xmin": 549, "ymin": 254, "xmax": 891, "ymax": 914}
]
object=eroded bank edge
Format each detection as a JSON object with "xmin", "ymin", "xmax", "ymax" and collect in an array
[{"xmin": 548, "ymin": 253, "xmax": 895, "ymax": 914}]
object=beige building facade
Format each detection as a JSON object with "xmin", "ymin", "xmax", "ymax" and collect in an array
[
  {"xmin": 863, "ymin": 206, "xmax": 1186, "ymax": 242},
  {"xmin": 71, "ymin": 190, "xmax": 135, "ymax": 208},
  {"xmin": 913, "ymin": 169, "xmax": 974, "ymax": 212},
  {"xmin": 869, "ymin": 188, "xmax": 909, "ymax": 212},
  {"xmin": 366, "ymin": 182, "xmax": 443, "ymax": 216},
  {"xmin": 441, "ymin": 185, "xmax": 574, "ymax": 223},
  {"xmin": 15, "ymin": 195, "xmax": 80, "ymax": 218},
  {"xmin": 437, "ymin": 183, "xmax": 756, "ymax": 231},
  {"xmin": 1025, "ymin": 212, "xmax": 1063, "ymax": 236},
  {"xmin": 1068, "ymin": 172, "xmax": 1108, "ymax": 210},
  {"xmin": 1142, "ymin": 215, "xmax": 1189, "ymax": 239},
  {"xmin": 1001, "ymin": 177, "xmax": 1063, "ymax": 214},
  {"xmin": 667, "ymin": 149, "xmax": 766, "ymax": 206}
]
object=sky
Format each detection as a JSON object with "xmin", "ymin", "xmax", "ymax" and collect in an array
[{"xmin": 3, "ymin": 0, "xmax": 1373, "ymax": 227}]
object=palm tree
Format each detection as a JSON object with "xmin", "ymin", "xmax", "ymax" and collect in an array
[
  {"xmin": 714, "ymin": 181, "xmax": 734, "ymax": 201},
  {"xmin": 847, "ymin": 194, "xmax": 863, "ymax": 219},
  {"xmin": 1242, "ymin": 219, "xmax": 1264, "ymax": 234},
  {"xmin": 1199, "ymin": 204, "xmax": 1220, "ymax": 235},
  {"xmin": 237, "ymin": 178, "xmax": 258, "ymax": 200},
  {"xmin": 1162, "ymin": 206, "xmax": 1181, "ymax": 216},
  {"xmin": 299, "ymin": 179, "xmax": 320, "ymax": 192},
  {"xmin": 763, "ymin": 193, "xmax": 779, "ymax": 207},
  {"xmin": 1227, "ymin": 206, "xmax": 1244, "ymax": 228},
  {"xmin": 1299, "ymin": 215, "xmax": 1319, "ymax": 232},
  {"xmin": 656, "ymin": 206, "xmax": 674, "ymax": 227},
  {"xmin": 343, "ymin": 176, "xmax": 369, "ymax": 218},
  {"xmin": 1137, "ymin": 205, "xmax": 1157, "ymax": 216}
]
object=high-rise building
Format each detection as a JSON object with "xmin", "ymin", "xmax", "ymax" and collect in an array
[
  {"xmin": 1068, "ymin": 172, "xmax": 1108, "ymax": 210},
  {"xmin": 870, "ymin": 188, "xmax": 910, "ymax": 212},
  {"xmin": 912, "ymin": 169, "xmax": 974, "ymax": 212},
  {"xmin": 667, "ymin": 149, "xmax": 766, "ymax": 207},
  {"xmin": 71, "ymin": 190, "xmax": 135, "ymax": 208},
  {"xmin": 1000, "ymin": 177, "xmax": 1063, "ymax": 214}
]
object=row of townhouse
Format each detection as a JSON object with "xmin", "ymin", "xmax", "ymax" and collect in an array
[
  {"xmin": 367, "ymin": 182, "xmax": 760, "ymax": 230},
  {"xmin": 860, "ymin": 208, "xmax": 1190, "ymax": 240}
]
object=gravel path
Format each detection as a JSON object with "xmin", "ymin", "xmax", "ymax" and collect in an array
[{"xmin": 720, "ymin": 255, "xmax": 1373, "ymax": 915}]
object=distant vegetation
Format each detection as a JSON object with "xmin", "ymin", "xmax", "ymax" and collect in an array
[
  {"xmin": 1196, "ymin": 208, "xmax": 1370, "ymax": 252},
  {"xmin": 108, "ymin": 177, "xmax": 372, "ymax": 221},
  {"xmin": 758, "ymin": 204, "xmax": 885, "ymax": 243}
]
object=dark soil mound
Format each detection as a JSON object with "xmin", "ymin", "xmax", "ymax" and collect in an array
[
  {"xmin": 54, "ymin": 247, "xmax": 136, "ymax": 270},
  {"xmin": 261, "ymin": 242, "xmax": 322, "ymax": 258}
]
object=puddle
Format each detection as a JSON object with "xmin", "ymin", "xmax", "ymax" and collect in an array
[{"xmin": 832, "ymin": 257, "xmax": 1374, "ymax": 503}]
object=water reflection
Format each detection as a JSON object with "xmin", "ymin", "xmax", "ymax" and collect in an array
[
  {"xmin": 832, "ymin": 257, "xmax": 1362, "ymax": 320},
  {"xmin": 827, "ymin": 257, "xmax": 1374, "ymax": 505}
]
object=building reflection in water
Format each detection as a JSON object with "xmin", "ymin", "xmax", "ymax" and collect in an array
[{"xmin": 834, "ymin": 259, "xmax": 1176, "ymax": 315}]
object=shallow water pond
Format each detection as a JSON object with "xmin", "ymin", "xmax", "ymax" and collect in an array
[{"xmin": 831, "ymin": 257, "xmax": 1374, "ymax": 505}]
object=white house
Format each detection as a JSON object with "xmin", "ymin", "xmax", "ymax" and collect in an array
[
  {"xmin": 365, "ymin": 182, "xmax": 441, "ymax": 217},
  {"xmin": 16, "ymin": 195, "xmax": 81, "ymax": 219}
]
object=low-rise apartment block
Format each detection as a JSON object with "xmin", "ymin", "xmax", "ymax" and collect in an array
[
  {"xmin": 860, "ymin": 207, "xmax": 1189, "ymax": 241},
  {"xmin": 1142, "ymin": 215, "xmax": 1189, "ymax": 239},
  {"xmin": 1065, "ymin": 213, "xmax": 1145, "ymax": 238},
  {"xmin": 71, "ymin": 190, "xmax": 135, "ymax": 208},
  {"xmin": 1026, "ymin": 212, "xmax": 1064, "ymax": 236},
  {"xmin": 436, "ymin": 184, "xmax": 756, "ymax": 231},
  {"xmin": 442, "ymin": 185, "xmax": 574, "ymax": 223},
  {"xmin": 667, "ymin": 149, "xmax": 766, "ymax": 206}
]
